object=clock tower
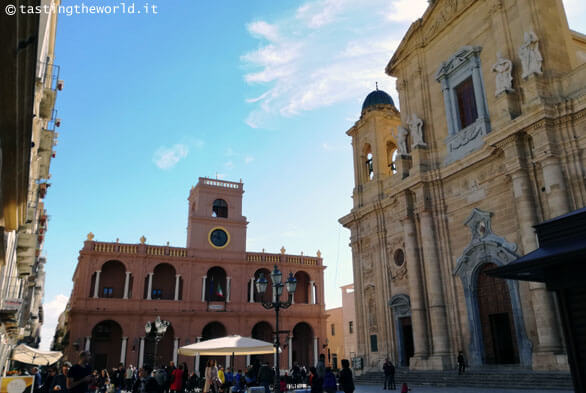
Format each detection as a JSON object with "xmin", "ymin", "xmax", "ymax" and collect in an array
[{"xmin": 186, "ymin": 177, "xmax": 247, "ymax": 255}]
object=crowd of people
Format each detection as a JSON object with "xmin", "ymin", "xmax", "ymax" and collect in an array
[{"xmin": 9, "ymin": 352, "xmax": 357, "ymax": 393}]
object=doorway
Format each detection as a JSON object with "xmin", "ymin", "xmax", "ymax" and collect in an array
[{"xmin": 399, "ymin": 317, "xmax": 414, "ymax": 367}]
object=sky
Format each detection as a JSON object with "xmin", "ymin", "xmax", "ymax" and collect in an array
[{"xmin": 39, "ymin": 0, "xmax": 586, "ymax": 350}]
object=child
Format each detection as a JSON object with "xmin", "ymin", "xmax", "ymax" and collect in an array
[
  {"xmin": 400, "ymin": 383, "xmax": 410, "ymax": 393},
  {"xmin": 279, "ymin": 376, "xmax": 287, "ymax": 393}
]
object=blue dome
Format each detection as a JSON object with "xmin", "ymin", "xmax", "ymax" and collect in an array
[{"xmin": 362, "ymin": 89, "xmax": 394, "ymax": 111}]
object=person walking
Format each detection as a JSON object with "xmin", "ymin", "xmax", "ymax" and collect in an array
[
  {"xmin": 67, "ymin": 352, "xmax": 95, "ymax": 393},
  {"xmin": 457, "ymin": 351, "xmax": 466, "ymax": 375},
  {"xmin": 203, "ymin": 360, "xmax": 213, "ymax": 393},
  {"xmin": 337, "ymin": 360, "xmax": 354, "ymax": 393},
  {"xmin": 125, "ymin": 365, "xmax": 135, "ymax": 393},
  {"xmin": 53, "ymin": 362, "xmax": 71, "ymax": 393},
  {"xmin": 322, "ymin": 368, "xmax": 336, "ymax": 393},
  {"xmin": 170, "ymin": 364, "xmax": 184, "ymax": 393},
  {"xmin": 382, "ymin": 358, "xmax": 395, "ymax": 390},
  {"xmin": 257, "ymin": 362, "xmax": 274, "ymax": 393},
  {"xmin": 309, "ymin": 367, "xmax": 322, "ymax": 393},
  {"xmin": 316, "ymin": 355, "xmax": 326, "ymax": 380}
]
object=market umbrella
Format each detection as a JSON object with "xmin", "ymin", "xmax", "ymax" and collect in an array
[
  {"xmin": 11, "ymin": 344, "xmax": 63, "ymax": 366},
  {"xmin": 178, "ymin": 335, "xmax": 279, "ymax": 356}
]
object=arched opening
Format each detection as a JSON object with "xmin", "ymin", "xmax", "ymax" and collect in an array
[
  {"xmin": 212, "ymin": 199, "xmax": 228, "ymax": 218},
  {"xmin": 294, "ymin": 271, "xmax": 311, "ymax": 304},
  {"xmin": 389, "ymin": 294, "xmax": 414, "ymax": 367},
  {"xmin": 144, "ymin": 324, "xmax": 175, "ymax": 368},
  {"xmin": 251, "ymin": 321, "xmax": 273, "ymax": 365},
  {"xmin": 91, "ymin": 320, "xmax": 123, "ymax": 371},
  {"xmin": 200, "ymin": 322, "xmax": 227, "ymax": 376},
  {"xmin": 146, "ymin": 263, "xmax": 177, "ymax": 300},
  {"xmin": 254, "ymin": 269, "xmax": 272, "ymax": 303},
  {"xmin": 206, "ymin": 267, "xmax": 227, "ymax": 302},
  {"xmin": 99, "ymin": 260, "xmax": 126, "ymax": 298},
  {"xmin": 386, "ymin": 141, "xmax": 397, "ymax": 175},
  {"xmin": 477, "ymin": 263, "xmax": 519, "ymax": 364},
  {"xmin": 292, "ymin": 322, "xmax": 313, "ymax": 367},
  {"xmin": 363, "ymin": 144, "xmax": 374, "ymax": 181}
]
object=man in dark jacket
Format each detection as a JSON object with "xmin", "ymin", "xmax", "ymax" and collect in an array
[
  {"xmin": 257, "ymin": 363, "xmax": 274, "ymax": 393},
  {"xmin": 382, "ymin": 358, "xmax": 395, "ymax": 390}
]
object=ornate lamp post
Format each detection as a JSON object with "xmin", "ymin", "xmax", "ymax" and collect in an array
[
  {"xmin": 145, "ymin": 316, "xmax": 170, "ymax": 368},
  {"xmin": 256, "ymin": 265, "xmax": 297, "ymax": 393}
]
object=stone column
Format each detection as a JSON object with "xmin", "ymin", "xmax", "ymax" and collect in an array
[
  {"xmin": 123, "ymin": 272, "xmax": 131, "ymax": 299},
  {"xmin": 402, "ymin": 215, "xmax": 429, "ymax": 359},
  {"xmin": 146, "ymin": 273, "xmax": 153, "ymax": 300},
  {"xmin": 471, "ymin": 59, "xmax": 487, "ymax": 119},
  {"xmin": 542, "ymin": 157, "xmax": 570, "ymax": 217},
  {"xmin": 249, "ymin": 278, "xmax": 255, "ymax": 303},
  {"xmin": 419, "ymin": 210, "xmax": 450, "ymax": 358},
  {"xmin": 246, "ymin": 354, "xmax": 251, "ymax": 367},
  {"xmin": 138, "ymin": 337, "xmax": 145, "ymax": 368},
  {"xmin": 309, "ymin": 281, "xmax": 316, "ymax": 304},
  {"xmin": 85, "ymin": 336, "xmax": 91, "ymax": 351},
  {"xmin": 195, "ymin": 337, "xmax": 201, "ymax": 376},
  {"xmin": 173, "ymin": 338, "xmax": 179, "ymax": 364},
  {"xmin": 93, "ymin": 271, "xmax": 101, "ymax": 298},
  {"xmin": 174, "ymin": 274, "xmax": 181, "ymax": 301},
  {"xmin": 288, "ymin": 336, "xmax": 293, "ymax": 369},
  {"xmin": 201, "ymin": 276, "xmax": 207, "ymax": 302},
  {"xmin": 226, "ymin": 277, "xmax": 231, "ymax": 303},
  {"xmin": 120, "ymin": 337, "xmax": 128, "ymax": 365},
  {"xmin": 313, "ymin": 337, "xmax": 318, "ymax": 366}
]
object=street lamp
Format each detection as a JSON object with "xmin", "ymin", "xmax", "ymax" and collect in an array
[
  {"xmin": 256, "ymin": 266, "xmax": 297, "ymax": 393},
  {"xmin": 145, "ymin": 316, "xmax": 170, "ymax": 368}
]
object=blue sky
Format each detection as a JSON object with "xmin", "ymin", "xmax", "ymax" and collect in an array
[{"xmin": 40, "ymin": 0, "xmax": 586, "ymax": 349}]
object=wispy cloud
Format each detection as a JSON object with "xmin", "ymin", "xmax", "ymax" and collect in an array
[
  {"xmin": 241, "ymin": 0, "xmax": 420, "ymax": 128},
  {"xmin": 244, "ymin": 155, "xmax": 255, "ymax": 164},
  {"xmin": 153, "ymin": 144, "xmax": 189, "ymax": 170},
  {"xmin": 40, "ymin": 294, "xmax": 69, "ymax": 350}
]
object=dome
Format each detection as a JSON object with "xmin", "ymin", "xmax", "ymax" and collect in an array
[{"xmin": 361, "ymin": 89, "xmax": 394, "ymax": 111}]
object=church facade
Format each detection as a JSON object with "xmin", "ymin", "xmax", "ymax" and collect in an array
[
  {"xmin": 61, "ymin": 177, "xmax": 327, "ymax": 373},
  {"xmin": 339, "ymin": 0, "xmax": 585, "ymax": 371}
]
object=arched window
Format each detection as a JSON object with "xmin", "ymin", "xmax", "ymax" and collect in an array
[
  {"xmin": 294, "ymin": 271, "xmax": 311, "ymax": 304},
  {"xmin": 145, "ymin": 263, "xmax": 177, "ymax": 300},
  {"xmin": 91, "ymin": 320, "xmax": 123, "ymax": 370},
  {"xmin": 363, "ymin": 144, "xmax": 374, "ymax": 181},
  {"xmin": 386, "ymin": 141, "xmax": 397, "ymax": 174},
  {"xmin": 99, "ymin": 260, "xmax": 126, "ymax": 299},
  {"xmin": 212, "ymin": 199, "xmax": 228, "ymax": 218},
  {"xmin": 206, "ymin": 267, "xmax": 227, "ymax": 302}
]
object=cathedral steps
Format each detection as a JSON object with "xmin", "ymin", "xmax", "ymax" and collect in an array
[{"xmin": 354, "ymin": 369, "xmax": 573, "ymax": 390}]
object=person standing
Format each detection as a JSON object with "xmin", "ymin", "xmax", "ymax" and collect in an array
[
  {"xmin": 309, "ymin": 367, "xmax": 322, "ymax": 393},
  {"xmin": 457, "ymin": 351, "xmax": 466, "ymax": 375},
  {"xmin": 68, "ymin": 352, "xmax": 95, "ymax": 393},
  {"xmin": 316, "ymin": 355, "xmax": 326, "ymax": 380},
  {"xmin": 382, "ymin": 358, "xmax": 395, "ymax": 390},
  {"xmin": 337, "ymin": 360, "xmax": 354, "ymax": 393},
  {"xmin": 257, "ymin": 362, "xmax": 273, "ymax": 393},
  {"xmin": 31, "ymin": 367, "xmax": 42, "ymax": 392},
  {"xmin": 322, "ymin": 368, "xmax": 336, "ymax": 393},
  {"xmin": 125, "ymin": 365, "xmax": 135, "ymax": 392},
  {"xmin": 170, "ymin": 364, "xmax": 184, "ymax": 393},
  {"xmin": 54, "ymin": 362, "xmax": 71, "ymax": 393}
]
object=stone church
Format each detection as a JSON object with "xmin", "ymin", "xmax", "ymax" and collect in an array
[{"xmin": 339, "ymin": 0, "xmax": 585, "ymax": 371}]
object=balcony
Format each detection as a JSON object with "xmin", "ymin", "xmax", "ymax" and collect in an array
[{"xmin": 37, "ymin": 62, "xmax": 61, "ymax": 119}]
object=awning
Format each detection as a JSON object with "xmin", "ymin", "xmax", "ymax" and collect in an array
[
  {"xmin": 11, "ymin": 344, "xmax": 62, "ymax": 366},
  {"xmin": 178, "ymin": 335, "xmax": 279, "ymax": 356}
]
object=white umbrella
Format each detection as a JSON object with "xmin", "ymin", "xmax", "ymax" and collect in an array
[
  {"xmin": 178, "ymin": 335, "xmax": 279, "ymax": 356},
  {"xmin": 12, "ymin": 344, "xmax": 63, "ymax": 366}
]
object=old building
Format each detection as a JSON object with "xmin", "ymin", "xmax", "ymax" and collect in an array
[
  {"xmin": 326, "ymin": 284, "xmax": 357, "ymax": 369},
  {"xmin": 60, "ymin": 178, "xmax": 327, "ymax": 373},
  {"xmin": 339, "ymin": 0, "xmax": 585, "ymax": 372},
  {"xmin": 0, "ymin": 0, "xmax": 62, "ymax": 374}
]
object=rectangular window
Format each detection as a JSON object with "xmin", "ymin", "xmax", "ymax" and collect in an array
[
  {"xmin": 370, "ymin": 334, "xmax": 378, "ymax": 352},
  {"xmin": 455, "ymin": 77, "xmax": 478, "ymax": 129},
  {"xmin": 349, "ymin": 321, "xmax": 354, "ymax": 334},
  {"xmin": 102, "ymin": 287, "xmax": 113, "ymax": 298},
  {"xmin": 331, "ymin": 324, "xmax": 335, "ymax": 336}
]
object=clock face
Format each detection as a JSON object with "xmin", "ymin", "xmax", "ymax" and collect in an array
[{"xmin": 209, "ymin": 228, "xmax": 229, "ymax": 248}]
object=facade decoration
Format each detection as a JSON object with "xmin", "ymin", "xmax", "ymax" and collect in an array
[
  {"xmin": 395, "ymin": 125, "xmax": 410, "ymax": 155},
  {"xmin": 519, "ymin": 31, "xmax": 543, "ymax": 78},
  {"xmin": 408, "ymin": 114, "xmax": 427, "ymax": 148},
  {"xmin": 492, "ymin": 52, "xmax": 514, "ymax": 95}
]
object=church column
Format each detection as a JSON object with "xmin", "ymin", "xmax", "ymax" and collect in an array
[
  {"xmin": 138, "ymin": 337, "xmax": 145, "ymax": 368},
  {"xmin": 402, "ymin": 214, "xmax": 429, "ymax": 359},
  {"xmin": 174, "ymin": 274, "xmax": 181, "ymax": 301},
  {"xmin": 542, "ymin": 156, "xmax": 570, "ymax": 217},
  {"xmin": 419, "ymin": 210, "xmax": 450, "ymax": 357},
  {"xmin": 84, "ymin": 336, "xmax": 91, "ymax": 351},
  {"xmin": 201, "ymin": 276, "xmax": 207, "ymax": 302},
  {"xmin": 120, "ymin": 337, "xmax": 128, "ymax": 365},
  {"xmin": 123, "ymin": 271, "xmax": 131, "ymax": 299},
  {"xmin": 288, "ymin": 336, "xmax": 293, "ymax": 368},
  {"xmin": 249, "ymin": 278, "xmax": 255, "ymax": 303},
  {"xmin": 309, "ymin": 281, "xmax": 316, "ymax": 304},
  {"xmin": 226, "ymin": 277, "xmax": 231, "ymax": 303},
  {"xmin": 195, "ymin": 337, "xmax": 201, "ymax": 376},
  {"xmin": 146, "ymin": 272, "xmax": 153, "ymax": 300},
  {"xmin": 93, "ymin": 271, "xmax": 101, "ymax": 298},
  {"xmin": 246, "ymin": 354, "xmax": 251, "ymax": 367},
  {"xmin": 173, "ymin": 338, "xmax": 179, "ymax": 364},
  {"xmin": 313, "ymin": 337, "xmax": 318, "ymax": 366}
]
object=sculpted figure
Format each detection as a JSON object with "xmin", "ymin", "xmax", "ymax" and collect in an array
[
  {"xmin": 492, "ymin": 52, "xmax": 514, "ymax": 96},
  {"xmin": 395, "ymin": 125, "xmax": 409, "ymax": 155},
  {"xmin": 408, "ymin": 114, "xmax": 427, "ymax": 148},
  {"xmin": 519, "ymin": 31, "xmax": 543, "ymax": 78}
]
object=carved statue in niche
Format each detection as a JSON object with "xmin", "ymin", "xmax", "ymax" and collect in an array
[
  {"xmin": 394, "ymin": 125, "xmax": 409, "ymax": 156},
  {"xmin": 519, "ymin": 31, "xmax": 543, "ymax": 79},
  {"xmin": 408, "ymin": 114, "xmax": 427, "ymax": 148},
  {"xmin": 492, "ymin": 52, "xmax": 514, "ymax": 96}
]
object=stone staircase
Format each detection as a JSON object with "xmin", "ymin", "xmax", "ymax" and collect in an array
[{"xmin": 354, "ymin": 368, "xmax": 574, "ymax": 390}]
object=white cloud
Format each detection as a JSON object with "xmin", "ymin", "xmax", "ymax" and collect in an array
[
  {"xmin": 385, "ymin": 0, "xmax": 428, "ymax": 23},
  {"xmin": 247, "ymin": 21, "xmax": 280, "ymax": 42},
  {"xmin": 244, "ymin": 156, "xmax": 255, "ymax": 164},
  {"xmin": 39, "ymin": 294, "xmax": 68, "ymax": 350},
  {"xmin": 153, "ymin": 144, "xmax": 189, "ymax": 170}
]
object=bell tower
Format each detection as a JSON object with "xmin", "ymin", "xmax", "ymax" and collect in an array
[{"xmin": 186, "ymin": 177, "xmax": 247, "ymax": 255}]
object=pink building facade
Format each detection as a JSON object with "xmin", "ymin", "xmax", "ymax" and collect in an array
[{"xmin": 62, "ymin": 178, "xmax": 327, "ymax": 374}]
